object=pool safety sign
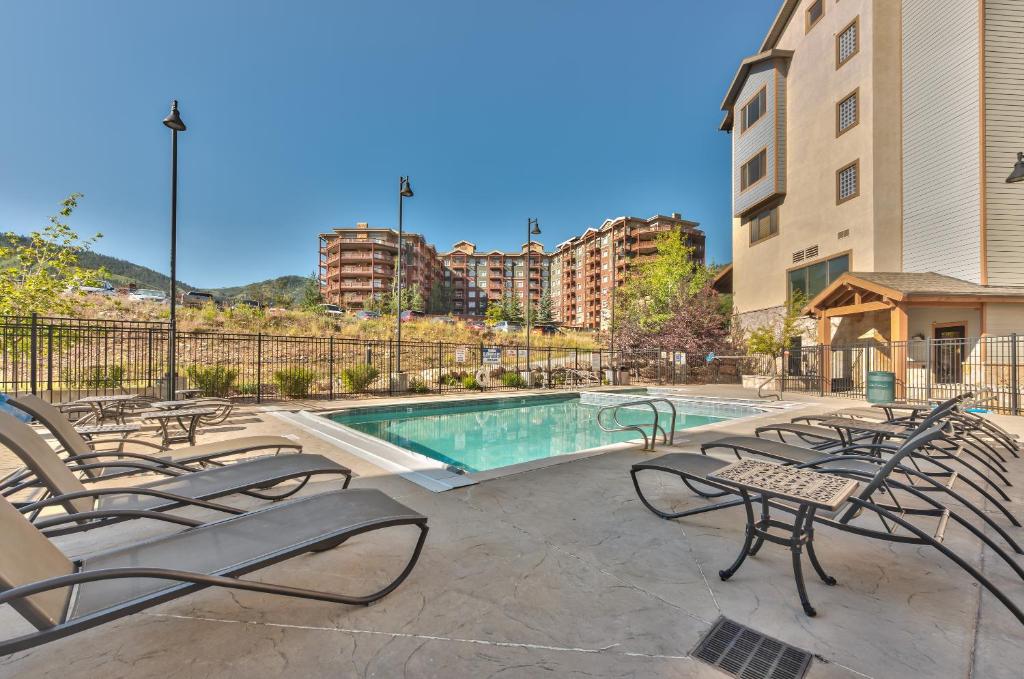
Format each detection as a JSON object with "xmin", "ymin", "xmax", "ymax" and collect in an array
[
  {"xmin": 455, "ymin": 346, "xmax": 467, "ymax": 364},
  {"xmin": 482, "ymin": 347, "xmax": 502, "ymax": 365}
]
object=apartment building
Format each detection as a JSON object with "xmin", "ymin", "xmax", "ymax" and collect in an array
[
  {"xmin": 552, "ymin": 214, "xmax": 705, "ymax": 329},
  {"xmin": 439, "ymin": 240, "xmax": 550, "ymax": 317},
  {"xmin": 319, "ymin": 214, "xmax": 705, "ymax": 326},
  {"xmin": 318, "ymin": 224, "xmax": 440, "ymax": 309},
  {"xmin": 720, "ymin": 0, "xmax": 1024, "ymax": 355}
]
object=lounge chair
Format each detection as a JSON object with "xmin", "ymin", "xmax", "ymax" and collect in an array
[
  {"xmin": 0, "ymin": 489, "xmax": 427, "ymax": 655},
  {"xmin": 0, "ymin": 411, "xmax": 351, "ymax": 536},
  {"xmin": 630, "ymin": 424, "xmax": 1024, "ymax": 625},
  {"xmin": 9, "ymin": 394, "xmax": 301, "ymax": 481}
]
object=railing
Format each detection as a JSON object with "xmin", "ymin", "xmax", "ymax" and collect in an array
[{"xmin": 596, "ymin": 398, "xmax": 677, "ymax": 451}]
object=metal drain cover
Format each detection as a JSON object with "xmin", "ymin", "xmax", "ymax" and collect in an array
[{"xmin": 692, "ymin": 618, "xmax": 812, "ymax": 679}]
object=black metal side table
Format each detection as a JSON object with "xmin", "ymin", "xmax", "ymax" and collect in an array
[{"xmin": 707, "ymin": 459, "xmax": 859, "ymax": 617}]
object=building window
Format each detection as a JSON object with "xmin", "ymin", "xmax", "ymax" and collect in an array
[
  {"xmin": 805, "ymin": 0, "xmax": 824, "ymax": 32},
  {"xmin": 837, "ymin": 18, "xmax": 859, "ymax": 68},
  {"xmin": 788, "ymin": 253, "xmax": 850, "ymax": 300},
  {"xmin": 740, "ymin": 149, "xmax": 768, "ymax": 191},
  {"xmin": 836, "ymin": 89, "xmax": 859, "ymax": 136},
  {"xmin": 836, "ymin": 160, "xmax": 860, "ymax": 204},
  {"xmin": 740, "ymin": 87, "xmax": 767, "ymax": 133},
  {"xmin": 745, "ymin": 205, "xmax": 779, "ymax": 244}
]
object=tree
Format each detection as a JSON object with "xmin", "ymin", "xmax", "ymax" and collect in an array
[
  {"xmin": 746, "ymin": 292, "xmax": 807, "ymax": 362},
  {"xmin": 409, "ymin": 284, "xmax": 425, "ymax": 313},
  {"xmin": 300, "ymin": 272, "xmax": 324, "ymax": 311},
  {"xmin": 484, "ymin": 303, "xmax": 504, "ymax": 324},
  {"xmin": 426, "ymin": 282, "xmax": 452, "ymax": 314},
  {"xmin": 501, "ymin": 293, "xmax": 524, "ymax": 324},
  {"xmin": 535, "ymin": 291, "xmax": 554, "ymax": 324},
  {"xmin": 0, "ymin": 193, "xmax": 106, "ymax": 317}
]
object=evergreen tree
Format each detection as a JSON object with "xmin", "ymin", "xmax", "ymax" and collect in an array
[
  {"xmin": 536, "ymin": 291, "xmax": 554, "ymax": 324},
  {"xmin": 502, "ymin": 293, "xmax": 524, "ymax": 324},
  {"xmin": 426, "ymin": 282, "xmax": 452, "ymax": 314},
  {"xmin": 300, "ymin": 271, "xmax": 324, "ymax": 311}
]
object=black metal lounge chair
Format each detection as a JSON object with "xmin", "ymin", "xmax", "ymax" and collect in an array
[
  {"xmin": 630, "ymin": 425, "xmax": 1024, "ymax": 626},
  {"xmin": 0, "ymin": 411, "xmax": 351, "ymax": 536},
  {"xmin": 8, "ymin": 394, "xmax": 302, "ymax": 481},
  {"xmin": 0, "ymin": 488, "xmax": 428, "ymax": 655}
]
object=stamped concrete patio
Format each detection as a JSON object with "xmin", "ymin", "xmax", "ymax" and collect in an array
[{"xmin": 1, "ymin": 386, "xmax": 1022, "ymax": 679}]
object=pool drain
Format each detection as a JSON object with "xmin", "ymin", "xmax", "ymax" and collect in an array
[{"xmin": 691, "ymin": 618, "xmax": 812, "ymax": 679}]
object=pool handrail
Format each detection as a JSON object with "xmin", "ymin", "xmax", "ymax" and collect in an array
[{"xmin": 596, "ymin": 398, "xmax": 677, "ymax": 451}]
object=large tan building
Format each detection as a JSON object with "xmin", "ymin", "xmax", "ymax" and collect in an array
[
  {"xmin": 319, "ymin": 214, "xmax": 705, "ymax": 327},
  {"xmin": 721, "ymin": 0, "xmax": 1024, "ymax": 356}
]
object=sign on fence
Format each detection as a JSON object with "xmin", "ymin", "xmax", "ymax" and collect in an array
[
  {"xmin": 482, "ymin": 347, "xmax": 502, "ymax": 365},
  {"xmin": 455, "ymin": 346, "xmax": 467, "ymax": 364}
]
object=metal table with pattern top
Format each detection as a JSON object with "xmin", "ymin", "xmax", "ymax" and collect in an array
[
  {"xmin": 815, "ymin": 417, "xmax": 910, "ymax": 447},
  {"xmin": 175, "ymin": 388, "xmax": 204, "ymax": 399},
  {"xmin": 141, "ymin": 407, "xmax": 217, "ymax": 446},
  {"xmin": 707, "ymin": 459, "xmax": 860, "ymax": 617},
  {"xmin": 72, "ymin": 395, "xmax": 138, "ymax": 425},
  {"xmin": 73, "ymin": 423, "xmax": 141, "ymax": 443}
]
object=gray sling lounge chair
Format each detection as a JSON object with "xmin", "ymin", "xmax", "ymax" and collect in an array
[
  {"xmin": 9, "ymin": 394, "xmax": 301, "ymax": 481},
  {"xmin": 0, "ymin": 489, "xmax": 428, "ymax": 655},
  {"xmin": 630, "ymin": 425, "xmax": 1024, "ymax": 626},
  {"xmin": 0, "ymin": 411, "xmax": 351, "ymax": 536}
]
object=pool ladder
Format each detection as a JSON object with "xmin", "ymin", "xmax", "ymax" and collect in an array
[{"xmin": 596, "ymin": 398, "xmax": 677, "ymax": 452}]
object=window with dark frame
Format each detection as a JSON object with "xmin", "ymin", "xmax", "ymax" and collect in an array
[
  {"xmin": 741, "ymin": 149, "xmax": 767, "ymax": 190},
  {"xmin": 741, "ymin": 88, "xmax": 767, "ymax": 132},
  {"xmin": 806, "ymin": 0, "xmax": 824, "ymax": 31},
  {"xmin": 836, "ymin": 160, "xmax": 859, "ymax": 203},
  {"xmin": 837, "ymin": 18, "xmax": 859, "ymax": 68},
  {"xmin": 837, "ymin": 90, "xmax": 858, "ymax": 135},
  {"xmin": 745, "ymin": 205, "xmax": 779, "ymax": 244},
  {"xmin": 788, "ymin": 253, "xmax": 850, "ymax": 300}
]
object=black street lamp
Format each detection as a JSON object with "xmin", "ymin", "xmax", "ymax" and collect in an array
[
  {"xmin": 1007, "ymin": 152, "xmax": 1024, "ymax": 183},
  {"xmin": 525, "ymin": 218, "xmax": 541, "ymax": 376},
  {"xmin": 162, "ymin": 100, "xmax": 186, "ymax": 401},
  {"xmin": 395, "ymin": 176, "xmax": 413, "ymax": 375}
]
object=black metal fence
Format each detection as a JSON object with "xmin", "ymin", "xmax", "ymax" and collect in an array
[{"xmin": 0, "ymin": 315, "xmax": 681, "ymax": 402}]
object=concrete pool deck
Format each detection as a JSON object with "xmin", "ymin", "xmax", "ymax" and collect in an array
[{"xmin": 1, "ymin": 385, "xmax": 1022, "ymax": 678}]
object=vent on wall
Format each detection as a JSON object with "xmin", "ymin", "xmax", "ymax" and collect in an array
[
  {"xmin": 805, "ymin": 245, "xmax": 819, "ymax": 259},
  {"xmin": 792, "ymin": 250, "xmax": 805, "ymax": 263},
  {"xmin": 838, "ymin": 229, "xmax": 850, "ymax": 240}
]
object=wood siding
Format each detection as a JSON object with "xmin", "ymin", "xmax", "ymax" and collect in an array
[
  {"xmin": 901, "ymin": 0, "xmax": 982, "ymax": 283},
  {"xmin": 985, "ymin": 0, "xmax": 1024, "ymax": 286},
  {"xmin": 733, "ymin": 61, "xmax": 785, "ymax": 216}
]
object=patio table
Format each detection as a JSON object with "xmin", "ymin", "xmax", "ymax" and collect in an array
[
  {"xmin": 815, "ymin": 417, "xmax": 910, "ymax": 447},
  {"xmin": 73, "ymin": 423, "xmax": 140, "ymax": 442},
  {"xmin": 148, "ymin": 400, "xmax": 192, "ymax": 410},
  {"xmin": 707, "ymin": 459, "xmax": 859, "ymax": 617},
  {"xmin": 73, "ymin": 395, "xmax": 137, "ymax": 425},
  {"xmin": 175, "ymin": 388, "xmax": 204, "ymax": 399},
  {"xmin": 141, "ymin": 407, "xmax": 216, "ymax": 447}
]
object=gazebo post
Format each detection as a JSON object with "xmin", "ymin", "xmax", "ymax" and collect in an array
[{"xmin": 890, "ymin": 304, "xmax": 909, "ymax": 399}]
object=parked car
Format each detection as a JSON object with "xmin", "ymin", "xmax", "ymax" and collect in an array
[
  {"xmin": 73, "ymin": 280, "xmax": 115, "ymax": 296},
  {"xmin": 128, "ymin": 288, "xmax": 168, "ymax": 303},
  {"xmin": 532, "ymin": 324, "xmax": 558, "ymax": 336},
  {"xmin": 353, "ymin": 309, "xmax": 380, "ymax": 320},
  {"xmin": 491, "ymin": 321, "xmax": 523, "ymax": 333},
  {"xmin": 465, "ymin": 319, "xmax": 487, "ymax": 331},
  {"xmin": 180, "ymin": 290, "xmax": 217, "ymax": 308},
  {"xmin": 400, "ymin": 310, "xmax": 425, "ymax": 322},
  {"xmin": 318, "ymin": 303, "xmax": 345, "ymax": 317},
  {"xmin": 431, "ymin": 316, "xmax": 456, "ymax": 325}
]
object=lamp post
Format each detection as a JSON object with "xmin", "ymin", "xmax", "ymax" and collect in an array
[
  {"xmin": 1007, "ymin": 152, "xmax": 1024, "ymax": 183},
  {"xmin": 525, "ymin": 218, "xmax": 541, "ymax": 376},
  {"xmin": 395, "ymin": 176, "xmax": 413, "ymax": 374},
  {"xmin": 162, "ymin": 100, "xmax": 186, "ymax": 401}
]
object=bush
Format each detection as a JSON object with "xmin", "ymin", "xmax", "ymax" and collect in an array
[
  {"xmin": 489, "ymin": 366, "xmax": 506, "ymax": 379},
  {"xmin": 339, "ymin": 364, "xmax": 379, "ymax": 393},
  {"xmin": 184, "ymin": 365, "xmax": 237, "ymax": 397},
  {"xmin": 500, "ymin": 372, "xmax": 525, "ymax": 388},
  {"xmin": 273, "ymin": 367, "xmax": 318, "ymax": 398},
  {"xmin": 440, "ymin": 371, "xmax": 466, "ymax": 386},
  {"xmin": 63, "ymin": 365, "xmax": 125, "ymax": 389},
  {"xmin": 409, "ymin": 377, "xmax": 431, "ymax": 394},
  {"xmin": 461, "ymin": 374, "xmax": 482, "ymax": 390},
  {"xmin": 235, "ymin": 381, "xmax": 259, "ymax": 396}
]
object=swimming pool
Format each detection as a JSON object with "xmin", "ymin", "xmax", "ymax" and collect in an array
[{"xmin": 326, "ymin": 393, "xmax": 756, "ymax": 473}]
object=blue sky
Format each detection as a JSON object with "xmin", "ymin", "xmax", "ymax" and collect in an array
[{"xmin": 1, "ymin": 0, "xmax": 778, "ymax": 288}]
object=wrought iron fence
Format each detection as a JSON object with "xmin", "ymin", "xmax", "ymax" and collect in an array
[{"xmin": 0, "ymin": 315, "xmax": 679, "ymax": 402}]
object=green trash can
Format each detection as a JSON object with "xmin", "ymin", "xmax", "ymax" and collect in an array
[{"xmin": 866, "ymin": 371, "xmax": 895, "ymax": 403}]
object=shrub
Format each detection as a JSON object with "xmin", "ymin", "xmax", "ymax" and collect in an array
[
  {"xmin": 184, "ymin": 365, "xmax": 237, "ymax": 397},
  {"xmin": 489, "ymin": 366, "xmax": 506, "ymax": 379},
  {"xmin": 440, "ymin": 371, "xmax": 466, "ymax": 386},
  {"xmin": 409, "ymin": 377, "xmax": 431, "ymax": 394},
  {"xmin": 235, "ymin": 381, "xmax": 259, "ymax": 396},
  {"xmin": 63, "ymin": 365, "xmax": 125, "ymax": 389},
  {"xmin": 340, "ymin": 363, "xmax": 379, "ymax": 393},
  {"xmin": 273, "ymin": 367, "xmax": 318, "ymax": 398},
  {"xmin": 461, "ymin": 374, "xmax": 482, "ymax": 390},
  {"xmin": 500, "ymin": 372, "xmax": 525, "ymax": 388}
]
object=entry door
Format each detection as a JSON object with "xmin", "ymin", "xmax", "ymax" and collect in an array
[{"xmin": 933, "ymin": 325, "xmax": 966, "ymax": 384}]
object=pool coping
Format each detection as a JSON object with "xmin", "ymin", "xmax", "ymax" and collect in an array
[{"xmin": 275, "ymin": 390, "xmax": 807, "ymax": 492}]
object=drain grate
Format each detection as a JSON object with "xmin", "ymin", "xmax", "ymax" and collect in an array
[{"xmin": 692, "ymin": 618, "xmax": 812, "ymax": 679}]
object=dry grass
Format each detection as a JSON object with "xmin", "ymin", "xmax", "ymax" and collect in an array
[{"xmin": 76, "ymin": 295, "xmax": 602, "ymax": 349}]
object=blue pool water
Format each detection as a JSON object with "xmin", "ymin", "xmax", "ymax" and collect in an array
[{"xmin": 327, "ymin": 394, "xmax": 738, "ymax": 473}]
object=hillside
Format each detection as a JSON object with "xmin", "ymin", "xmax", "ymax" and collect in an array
[{"xmin": 1, "ymin": 234, "xmax": 307, "ymax": 305}]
